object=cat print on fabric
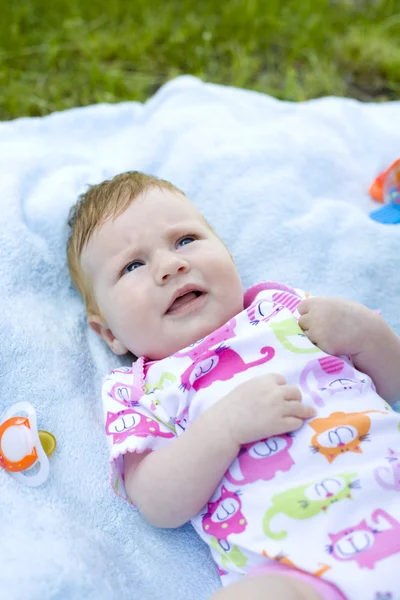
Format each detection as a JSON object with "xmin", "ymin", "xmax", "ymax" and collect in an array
[
  {"xmin": 327, "ymin": 509, "xmax": 400, "ymax": 569},
  {"xmin": 105, "ymin": 409, "xmax": 175, "ymax": 444},
  {"xmin": 144, "ymin": 371, "xmax": 176, "ymax": 393},
  {"xmin": 263, "ymin": 473, "xmax": 360, "ymax": 540},
  {"xmin": 261, "ymin": 550, "xmax": 331, "ymax": 578},
  {"xmin": 209, "ymin": 537, "xmax": 248, "ymax": 571},
  {"xmin": 300, "ymin": 356, "xmax": 366, "ymax": 408},
  {"xmin": 225, "ymin": 435, "xmax": 295, "ymax": 485},
  {"xmin": 110, "ymin": 367, "xmax": 133, "ymax": 375},
  {"xmin": 174, "ymin": 406, "xmax": 190, "ymax": 433},
  {"xmin": 180, "ymin": 344, "xmax": 275, "ymax": 392},
  {"xmin": 309, "ymin": 410, "xmax": 387, "ymax": 463},
  {"xmin": 374, "ymin": 448, "xmax": 400, "ymax": 491},
  {"xmin": 174, "ymin": 318, "xmax": 237, "ymax": 359},
  {"xmin": 143, "ymin": 371, "xmax": 177, "ymax": 411},
  {"xmin": 271, "ymin": 318, "xmax": 320, "ymax": 354},
  {"xmin": 108, "ymin": 381, "xmax": 143, "ymax": 407},
  {"xmin": 202, "ymin": 486, "xmax": 247, "ymax": 539}
]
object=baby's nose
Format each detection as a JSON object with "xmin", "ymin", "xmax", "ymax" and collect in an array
[{"xmin": 155, "ymin": 251, "xmax": 189, "ymax": 283}]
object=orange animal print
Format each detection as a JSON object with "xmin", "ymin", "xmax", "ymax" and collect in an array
[
  {"xmin": 261, "ymin": 550, "xmax": 331, "ymax": 577},
  {"xmin": 309, "ymin": 410, "xmax": 387, "ymax": 464}
]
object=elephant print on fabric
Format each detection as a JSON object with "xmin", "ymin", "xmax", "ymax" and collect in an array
[
  {"xmin": 300, "ymin": 356, "xmax": 366, "ymax": 408},
  {"xmin": 225, "ymin": 435, "xmax": 295, "ymax": 485},
  {"xmin": 271, "ymin": 290, "xmax": 303, "ymax": 313},
  {"xmin": 309, "ymin": 410, "xmax": 387, "ymax": 463},
  {"xmin": 247, "ymin": 302, "xmax": 285, "ymax": 326},
  {"xmin": 327, "ymin": 509, "xmax": 400, "ymax": 569},
  {"xmin": 263, "ymin": 473, "xmax": 360, "ymax": 540},
  {"xmin": 247, "ymin": 288, "xmax": 304, "ymax": 325}
]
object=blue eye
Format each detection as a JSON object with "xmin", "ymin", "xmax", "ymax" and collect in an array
[
  {"xmin": 123, "ymin": 261, "xmax": 144, "ymax": 275},
  {"xmin": 177, "ymin": 236, "xmax": 195, "ymax": 247}
]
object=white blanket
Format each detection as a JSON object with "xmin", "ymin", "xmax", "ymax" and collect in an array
[{"xmin": 0, "ymin": 75, "xmax": 399, "ymax": 600}]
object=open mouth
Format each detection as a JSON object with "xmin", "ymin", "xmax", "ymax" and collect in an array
[{"xmin": 166, "ymin": 290, "xmax": 204, "ymax": 315}]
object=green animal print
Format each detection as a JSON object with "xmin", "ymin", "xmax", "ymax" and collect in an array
[
  {"xmin": 210, "ymin": 537, "xmax": 248, "ymax": 570},
  {"xmin": 271, "ymin": 318, "xmax": 319, "ymax": 354},
  {"xmin": 263, "ymin": 472, "xmax": 359, "ymax": 540},
  {"xmin": 144, "ymin": 371, "xmax": 176, "ymax": 394}
]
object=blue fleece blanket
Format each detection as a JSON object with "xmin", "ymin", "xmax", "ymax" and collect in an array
[{"xmin": 0, "ymin": 76, "xmax": 399, "ymax": 600}]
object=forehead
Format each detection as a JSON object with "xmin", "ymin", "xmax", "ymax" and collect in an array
[
  {"xmin": 109, "ymin": 187, "xmax": 203, "ymax": 231},
  {"xmin": 124, "ymin": 186, "xmax": 202, "ymax": 224},
  {"xmin": 81, "ymin": 187, "xmax": 204, "ymax": 271}
]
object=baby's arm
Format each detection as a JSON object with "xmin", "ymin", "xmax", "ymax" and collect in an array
[
  {"xmin": 351, "ymin": 315, "xmax": 400, "ymax": 404},
  {"xmin": 298, "ymin": 297, "xmax": 400, "ymax": 404},
  {"xmin": 124, "ymin": 404, "xmax": 238, "ymax": 528},
  {"xmin": 125, "ymin": 374, "xmax": 314, "ymax": 528}
]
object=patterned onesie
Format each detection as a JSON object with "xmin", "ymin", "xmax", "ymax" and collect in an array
[{"xmin": 102, "ymin": 281, "xmax": 400, "ymax": 600}]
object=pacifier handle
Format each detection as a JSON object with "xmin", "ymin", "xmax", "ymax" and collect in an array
[
  {"xmin": 0, "ymin": 401, "xmax": 53, "ymax": 487},
  {"xmin": 38, "ymin": 430, "xmax": 57, "ymax": 457}
]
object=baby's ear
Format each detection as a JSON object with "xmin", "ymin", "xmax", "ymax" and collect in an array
[{"xmin": 88, "ymin": 314, "xmax": 128, "ymax": 355}]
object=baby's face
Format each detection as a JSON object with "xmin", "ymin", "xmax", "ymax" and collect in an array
[{"xmin": 81, "ymin": 187, "xmax": 244, "ymax": 359}]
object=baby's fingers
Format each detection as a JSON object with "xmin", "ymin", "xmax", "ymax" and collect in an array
[
  {"xmin": 297, "ymin": 313, "xmax": 310, "ymax": 332},
  {"xmin": 281, "ymin": 416, "xmax": 307, "ymax": 433},
  {"xmin": 297, "ymin": 299, "xmax": 312, "ymax": 315},
  {"xmin": 282, "ymin": 385, "xmax": 302, "ymax": 402},
  {"xmin": 285, "ymin": 400, "xmax": 316, "ymax": 420}
]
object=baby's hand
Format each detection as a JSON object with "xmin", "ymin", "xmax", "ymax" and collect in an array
[
  {"xmin": 222, "ymin": 373, "xmax": 316, "ymax": 446},
  {"xmin": 298, "ymin": 297, "xmax": 376, "ymax": 357}
]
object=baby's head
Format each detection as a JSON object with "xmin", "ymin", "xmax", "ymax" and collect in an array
[{"xmin": 67, "ymin": 171, "xmax": 243, "ymax": 360}]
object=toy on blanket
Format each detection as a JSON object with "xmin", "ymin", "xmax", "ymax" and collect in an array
[
  {"xmin": 369, "ymin": 158, "xmax": 400, "ymax": 224},
  {"xmin": 0, "ymin": 401, "xmax": 56, "ymax": 487}
]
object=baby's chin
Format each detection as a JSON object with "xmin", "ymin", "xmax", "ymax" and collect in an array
[
  {"xmin": 144, "ymin": 324, "xmax": 222, "ymax": 360},
  {"xmin": 141, "ymin": 304, "xmax": 244, "ymax": 360}
]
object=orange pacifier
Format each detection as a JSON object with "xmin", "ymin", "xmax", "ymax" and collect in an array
[{"xmin": 0, "ymin": 402, "xmax": 56, "ymax": 487}]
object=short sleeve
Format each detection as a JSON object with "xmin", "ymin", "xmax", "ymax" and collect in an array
[{"xmin": 102, "ymin": 362, "xmax": 176, "ymax": 501}]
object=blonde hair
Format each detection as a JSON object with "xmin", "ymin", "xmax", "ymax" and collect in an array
[{"xmin": 67, "ymin": 171, "xmax": 184, "ymax": 315}]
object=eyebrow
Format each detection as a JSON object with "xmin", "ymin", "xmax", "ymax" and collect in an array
[
  {"xmin": 109, "ymin": 244, "xmax": 141, "ymax": 272},
  {"xmin": 164, "ymin": 220, "xmax": 205, "ymax": 237}
]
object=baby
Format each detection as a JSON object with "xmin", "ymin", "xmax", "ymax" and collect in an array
[{"xmin": 67, "ymin": 171, "xmax": 400, "ymax": 600}]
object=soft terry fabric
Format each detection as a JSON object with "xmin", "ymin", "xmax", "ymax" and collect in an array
[
  {"xmin": 103, "ymin": 281, "xmax": 400, "ymax": 599},
  {"xmin": 0, "ymin": 75, "xmax": 400, "ymax": 600}
]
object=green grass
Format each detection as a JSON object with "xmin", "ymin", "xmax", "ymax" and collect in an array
[{"xmin": 1, "ymin": 0, "xmax": 399, "ymax": 120}]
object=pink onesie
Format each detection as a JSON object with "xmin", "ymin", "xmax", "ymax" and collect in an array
[{"xmin": 102, "ymin": 281, "xmax": 400, "ymax": 600}]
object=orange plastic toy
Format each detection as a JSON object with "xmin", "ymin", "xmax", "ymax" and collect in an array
[{"xmin": 369, "ymin": 158, "xmax": 400, "ymax": 203}]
